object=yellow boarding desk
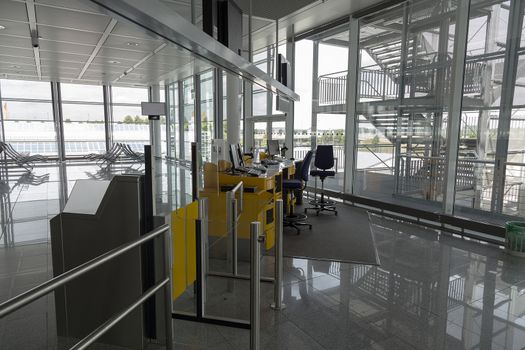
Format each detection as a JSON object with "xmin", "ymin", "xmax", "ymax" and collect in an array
[{"xmin": 200, "ymin": 162, "xmax": 295, "ymax": 250}]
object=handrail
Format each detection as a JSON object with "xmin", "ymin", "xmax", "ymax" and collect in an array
[
  {"xmin": 0, "ymin": 223, "xmax": 173, "ymax": 350},
  {"xmin": 229, "ymin": 181, "xmax": 244, "ymax": 214}
]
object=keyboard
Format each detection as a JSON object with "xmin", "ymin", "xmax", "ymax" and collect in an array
[
  {"xmin": 261, "ymin": 159, "xmax": 280, "ymax": 166},
  {"xmin": 236, "ymin": 167, "xmax": 264, "ymax": 177}
]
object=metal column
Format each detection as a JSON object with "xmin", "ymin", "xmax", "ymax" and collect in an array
[
  {"xmin": 51, "ymin": 82, "xmax": 65, "ymax": 161},
  {"xmin": 491, "ymin": 0, "xmax": 525, "ymax": 213},
  {"xmin": 442, "ymin": 0, "xmax": 471, "ymax": 214},
  {"xmin": 311, "ymin": 41, "xmax": 319, "ymax": 150},
  {"xmin": 271, "ymin": 200, "xmax": 285, "ymax": 310},
  {"xmin": 103, "ymin": 85, "xmax": 113, "ymax": 152},
  {"xmin": 343, "ymin": 16, "xmax": 359, "ymax": 194},
  {"xmin": 285, "ymin": 33, "xmax": 295, "ymax": 158},
  {"xmin": 250, "ymin": 222, "xmax": 262, "ymax": 350}
]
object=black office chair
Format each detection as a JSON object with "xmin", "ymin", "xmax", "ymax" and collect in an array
[
  {"xmin": 283, "ymin": 151, "xmax": 313, "ymax": 234},
  {"xmin": 306, "ymin": 145, "xmax": 338, "ymax": 216}
]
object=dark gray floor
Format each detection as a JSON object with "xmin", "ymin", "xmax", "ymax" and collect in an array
[{"xmin": 283, "ymin": 203, "xmax": 379, "ymax": 265}]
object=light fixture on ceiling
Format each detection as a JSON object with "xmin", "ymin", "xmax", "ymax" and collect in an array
[
  {"xmin": 108, "ymin": 60, "xmax": 121, "ymax": 64},
  {"xmin": 11, "ymin": 65, "xmax": 20, "ymax": 69},
  {"xmin": 126, "ymin": 42, "xmax": 140, "ymax": 47},
  {"xmin": 0, "ymin": 25, "xmax": 6, "ymax": 30}
]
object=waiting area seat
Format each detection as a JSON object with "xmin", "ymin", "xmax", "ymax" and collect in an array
[
  {"xmin": 283, "ymin": 150, "xmax": 313, "ymax": 233},
  {"xmin": 306, "ymin": 145, "xmax": 338, "ymax": 216},
  {"xmin": 0, "ymin": 141, "xmax": 49, "ymax": 171},
  {"xmin": 83, "ymin": 143, "xmax": 145, "ymax": 166}
]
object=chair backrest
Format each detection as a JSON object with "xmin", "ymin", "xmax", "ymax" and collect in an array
[
  {"xmin": 300, "ymin": 151, "xmax": 313, "ymax": 182},
  {"xmin": 314, "ymin": 145, "xmax": 334, "ymax": 170}
]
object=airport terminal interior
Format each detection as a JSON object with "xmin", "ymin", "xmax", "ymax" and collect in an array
[{"xmin": 1, "ymin": 0, "xmax": 525, "ymax": 349}]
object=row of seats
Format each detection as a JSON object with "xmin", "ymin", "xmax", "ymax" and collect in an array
[{"xmin": 283, "ymin": 145, "xmax": 338, "ymax": 233}]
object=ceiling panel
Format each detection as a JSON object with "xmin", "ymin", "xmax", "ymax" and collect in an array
[
  {"xmin": 0, "ymin": 45, "xmax": 34, "ymax": 58},
  {"xmin": 97, "ymin": 47, "xmax": 151, "ymax": 61},
  {"xmin": 40, "ymin": 58, "xmax": 84, "ymax": 70},
  {"xmin": 36, "ymin": 5, "xmax": 109, "ymax": 33},
  {"xmin": 39, "ymin": 50, "xmax": 88, "ymax": 63},
  {"xmin": 0, "ymin": 34, "xmax": 32, "ymax": 48},
  {"xmin": 0, "ymin": 1, "xmax": 29, "ymax": 22},
  {"xmin": 0, "ymin": 20, "xmax": 31, "ymax": 37},
  {"xmin": 104, "ymin": 34, "xmax": 162, "ymax": 52},
  {"xmin": 37, "ymin": 25, "xmax": 103, "ymax": 46},
  {"xmin": 39, "ymin": 40, "xmax": 96, "ymax": 56},
  {"xmin": 0, "ymin": 54, "xmax": 36, "ymax": 66},
  {"xmin": 111, "ymin": 22, "xmax": 160, "ymax": 41},
  {"xmin": 36, "ymin": 0, "xmax": 103, "ymax": 14}
]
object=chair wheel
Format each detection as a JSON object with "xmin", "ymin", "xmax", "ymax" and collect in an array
[
  {"xmin": 335, "ymin": 212, "xmax": 338, "ymax": 216},
  {"xmin": 309, "ymin": 225, "xmax": 312, "ymax": 230}
]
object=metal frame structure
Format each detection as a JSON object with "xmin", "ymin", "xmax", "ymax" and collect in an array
[{"xmin": 289, "ymin": 0, "xmax": 525, "ymax": 236}]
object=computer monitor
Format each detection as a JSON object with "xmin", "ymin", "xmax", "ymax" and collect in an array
[
  {"xmin": 235, "ymin": 144, "xmax": 244, "ymax": 167},
  {"xmin": 229, "ymin": 144, "xmax": 241, "ymax": 171},
  {"xmin": 267, "ymin": 140, "xmax": 280, "ymax": 157}
]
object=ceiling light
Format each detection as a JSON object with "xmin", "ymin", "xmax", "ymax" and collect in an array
[
  {"xmin": 0, "ymin": 25, "xmax": 5, "ymax": 30},
  {"xmin": 126, "ymin": 42, "xmax": 140, "ymax": 47},
  {"xmin": 11, "ymin": 65, "xmax": 20, "ymax": 69},
  {"xmin": 108, "ymin": 60, "xmax": 121, "ymax": 64}
]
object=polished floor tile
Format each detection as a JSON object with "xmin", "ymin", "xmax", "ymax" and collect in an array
[{"xmin": 1, "ymin": 162, "xmax": 525, "ymax": 349}]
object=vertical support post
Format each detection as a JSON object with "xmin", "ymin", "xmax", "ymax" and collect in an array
[
  {"xmin": 311, "ymin": 41, "xmax": 319, "ymax": 150},
  {"xmin": 271, "ymin": 199, "xmax": 285, "ymax": 310},
  {"xmin": 162, "ymin": 228, "xmax": 174, "ymax": 350},
  {"xmin": 226, "ymin": 191, "xmax": 238, "ymax": 276},
  {"xmin": 285, "ymin": 31, "xmax": 295, "ymax": 158},
  {"xmin": 491, "ymin": 0, "xmax": 525, "ymax": 213},
  {"xmin": 178, "ymin": 80, "xmax": 185, "ymax": 161},
  {"xmin": 250, "ymin": 222, "xmax": 262, "ymax": 350},
  {"xmin": 103, "ymin": 85, "xmax": 113, "ymax": 152},
  {"xmin": 191, "ymin": 142, "xmax": 199, "ymax": 201},
  {"xmin": 343, "ymin": 16, "xmax": 359, "ymax": 194},
  {"xmin": 198, "ymin": 198, "xmax": 208, "ymax": 314},
  {"xmin": 393, "ymin": 5, "xmax": 409, "ymax": 195},
  {"xmin": 214, "ymin": 69, "xmax": 223, "ymax": 139},
  {"xmin": 51, "ymin": 82, "xmax": 65, "ymax": 161},
  {"xmin": 442, "ymin": 0, "xmax": 471, "ymax": 214}
]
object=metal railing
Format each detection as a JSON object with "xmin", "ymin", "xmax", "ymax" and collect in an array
[
  {"xmin": 318, "ymin": 60, "xmax": 485, "ymax": 106},
  {"xmin": 0, "ymin": 224, "xmax": 173, "ymax": 350},
  {"xmin": 227, "ymin": 181, "xmax": 243, "ymax": 276}
]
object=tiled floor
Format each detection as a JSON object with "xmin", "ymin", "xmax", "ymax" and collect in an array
[{"xmin": 1, "ymin": 162, "xmax": 525, "ymax": 349}]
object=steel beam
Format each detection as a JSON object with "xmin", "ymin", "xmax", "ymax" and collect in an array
[
  {"xmin": 491, "ymin": 0, "xmax": 525, "ymax": 213},
  {"xmin": 311, "ymin": 41, "xmax": 319, "ymax": 150},
  {"xmin": 88, "ymin": 0, "xmax": 299, "ymax": 101},
  {"xmin": 443, "ymin": 0, "xmax": 471, "ymax": 214}
]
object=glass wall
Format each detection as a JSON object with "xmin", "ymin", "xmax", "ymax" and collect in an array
[
  {"xmin": 294, "ymin": 0, "xmax": 525, "ymax": 225},
  {"xmin": 111, "ymin": 86, "xmax": 149, "ymax": 151},
  {"xmin": 0, "ymin": 80, "xmax": 57, "ymax": 156},
  {"xmin": 61, "ymin": 83, "xmax": 105, "ymax": 156}
]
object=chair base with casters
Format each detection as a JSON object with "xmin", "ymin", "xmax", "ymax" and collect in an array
[
  {"xmin": 305, "ymin": 170, "xmax": 338, "ymax": 216},
  {"xmin": 283, "ymin": 179, "xmax": 312, "ymax": 234}
]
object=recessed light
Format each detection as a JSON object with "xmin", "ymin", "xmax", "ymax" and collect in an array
[
  {"xmin": 126, "ymin": 42, "xmax": 140, "ymax": 47},
  {"xmin": 108, "ymin": 60, "xmax": 121, "ymax": 64},
  {"xmin": 11, "ymin": 65, "xmax": 20, "ymax": 69},
  {"xmin": 0, "ymin": 25, "xmax": 5, "ymax": 30}
]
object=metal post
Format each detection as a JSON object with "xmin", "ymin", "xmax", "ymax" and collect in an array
[
  {"xmin": 250, "ymin": 222, "xmax": 263, "ymax": 350},
  {"xmin": 226, "ymin": 191, "xmax": 238, "ymax": 276},
  {"xmin": 162, "ymin": 228, "xmax": 174, "ymax": 350},
  {"xmin": 271, "ymin": 200, "xmax": 285, "ymax": 310},
  {"xmin": 198, "ymin": 197, "xmax": 208, "ymax": 311},
  {"xmin": 443, "ymin": 0, "xmax": 471, "ymax": 214}
]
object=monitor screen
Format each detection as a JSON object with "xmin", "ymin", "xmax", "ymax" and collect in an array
[
  {"xmin": 229, "ymin": 144, "xmax": 241, "ymax": 169},
  {"xmin": 236, "ymin": 144, "xmax": 244, "ymax": 167},
  {"xmin": 268, "ymin": 140, "xmax": 280, "ymax": 156}
]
